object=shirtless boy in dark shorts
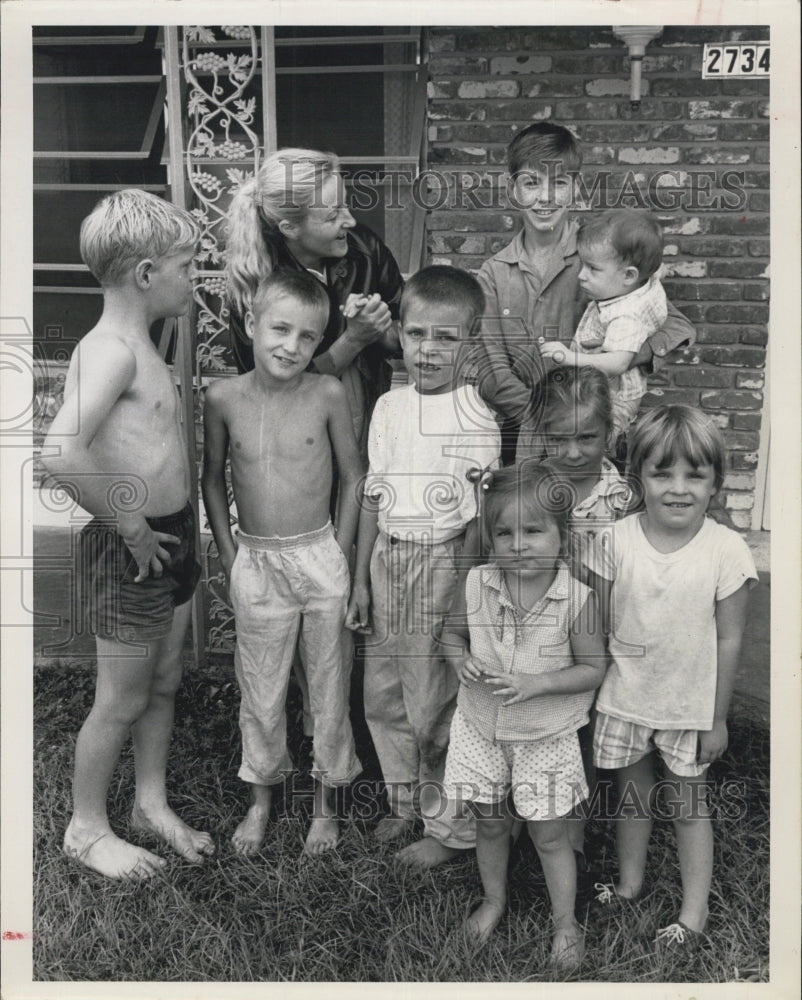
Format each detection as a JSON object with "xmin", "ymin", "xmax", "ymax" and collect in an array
[
  {"xmin": 43, "ymin": 189, "xmax": 215, "ymax": 879},
  {"xmin": 202, "ymin": 270, "xmax": 363, "ymax": 857}
]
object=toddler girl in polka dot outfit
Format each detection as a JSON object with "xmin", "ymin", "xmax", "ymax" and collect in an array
[{"xmin": 441, "ymin": 463, "xmax": 607, "ymax": 967}]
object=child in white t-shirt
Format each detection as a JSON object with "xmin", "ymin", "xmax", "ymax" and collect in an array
[
  {"xmin": 540, "ymin": 209, "xmax": 668, "ymax": 438},
  {"xmin": 346, "ymin": 266, "xmax": 501, "ymax": 868},
  {"xmin": 587, "ymin": 405, "xmax": 757, "ymax": 947}
]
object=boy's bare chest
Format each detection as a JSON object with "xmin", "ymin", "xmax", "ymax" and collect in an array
[
  {"xmin": 120, "ymin": 355, "xmax": 179, "ymax": 429},
  {"xmin": 227, "ymin": 390, "xmax": 330, "ymax": 466}
]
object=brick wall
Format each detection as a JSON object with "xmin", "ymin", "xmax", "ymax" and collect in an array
[{"xmin": 425, "ymin": 25, "xmax": 770, "ymax": 528}]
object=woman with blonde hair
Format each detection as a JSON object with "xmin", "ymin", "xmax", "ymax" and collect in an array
[{"xmin": 225, "ymin": 147, "xmax": 404, "ymax": 453}]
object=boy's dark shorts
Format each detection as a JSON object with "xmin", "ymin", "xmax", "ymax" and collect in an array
[{"xmin": 77, "ymin": 503, "xmax": 201, "ymax": 642}]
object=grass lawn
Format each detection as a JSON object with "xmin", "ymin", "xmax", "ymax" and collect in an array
[{"xmin": 33, "ymin": 655, "xmax": 769, "ymax": 984}]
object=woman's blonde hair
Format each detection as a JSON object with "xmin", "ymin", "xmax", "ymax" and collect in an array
[{"xmin": 225, "ymin": 147, "xmax": 339, "ymax": 315}]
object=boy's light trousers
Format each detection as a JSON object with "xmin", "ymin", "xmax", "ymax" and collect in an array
[{"xmin": 364, "ymin": 531, "xmax": 475, "ymax": 849}]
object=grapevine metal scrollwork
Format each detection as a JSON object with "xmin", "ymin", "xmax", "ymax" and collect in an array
[{"xmin": 182, "ymin": 25, "xmax": 262, "ymax": 655}]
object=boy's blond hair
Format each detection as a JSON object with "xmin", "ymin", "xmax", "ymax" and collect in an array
[{"xmin": 80, "ymin": 188, "xmax": 200, "ymax": 285}]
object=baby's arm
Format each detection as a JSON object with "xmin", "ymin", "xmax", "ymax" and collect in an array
[
  {"xmin": 698, "ymin": 581, "xmax": 751, "ymax": 764},
  {"xmin": 324, "ymin": 377, "xmax": 364, "ymax": 556},
  {"xmin": 540, "ymin": 338, "xmax": 636, "ymax": 377},
  {"xmin": 200, "ymin": 381, "xmax": 236, "ymax": 578},
  {"xmin": 483, "ymin": 591, "xmax": 607, "ymax": 704},
  {"xmin": 43, "ymin": 340, "xmax": 179, "ymax": 580}
]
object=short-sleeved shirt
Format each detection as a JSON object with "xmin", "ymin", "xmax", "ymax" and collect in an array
[
  {"xmin": 474, "ymin": 223, "xmax": 695, "ymax": 425},
  {"xmin": 364, "ymin": 382, "xmax": 501, "ymax": 544},
  {"xmin": 572, "ymin": 274, "xmax": 668, "ymax": 402},
  {"xmin": 586, "ymin": 514, "xmax": 758, "ymax": 730},
  {"xmin": 566, "ymin": 459, "xmax": 632, "ymax": 577},
  {"xmin": 569, "ymin": 458, "xmax": 632, "ymax": 534},
  {"xmin": 457, "ymin": 562, "xmax": 594, "ymax": 743}
]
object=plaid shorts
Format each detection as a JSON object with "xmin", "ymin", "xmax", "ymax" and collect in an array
[{"xmin": 593, "ymin": 711, "xmax": 707, "ymax": 778}]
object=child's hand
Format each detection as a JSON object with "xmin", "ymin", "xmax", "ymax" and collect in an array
[
  {"xmin": 219, "ymin": 542, "xmax": 238, "ymax": 587},
  {"xmin": 482, "ymin": 666, "xmax": 541, "ymax": 705},
  {"xmin": 119, "ymin": 514, "xmax": 179, "ymax": 582},
  {"xmin": 539, "ymin": 340, "xmax": 573, "ymax": 365},
  {"xmin": 697, "ymin": 721, "xmax": 728, "ymax": 765},
  {"xmin": 454, "ymin": 652, "xmax": 485, "ymax": 686},
  {"xmin": 341, "ymin": 293, "xmax": 392, "ymax": 345},
  {"xmin": 345, "ymin": 582, "xmax": 372, "ymax": 634}
]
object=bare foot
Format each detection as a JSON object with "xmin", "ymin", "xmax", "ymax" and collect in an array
[
  {"xmin": 303, "ymin": 816, "xmax": 339, "ymax": 857},
  {"xmin": 550, "ymin": 920, "xmax": 584, "ymax": 971},
  {"xmin": 375, "ymin": 816, "xmax": 414, "ymax": 844},
  {"xmin": 231, "ymin": 805, "xmax": 270, "ymax": 856},
  {"xmin": 396, "ymin": 836, "xmax": 464, "ymax": 869},
  {"xmin": 465, "ymin": 900, "xmax": 505, "ymax": 946},
  {"xmin": 63, "ymin": 820, "xmax": 166, "ymax": 881},
  {"xmin": 131, "ymin": 804, "xmax": 215, "ymax": 864}
]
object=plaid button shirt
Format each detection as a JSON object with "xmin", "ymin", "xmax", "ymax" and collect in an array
[
  {"xmin": 572, "ymin": 274, "xmax": 668, "ymax": 402},
  {"xmin": 456, "ymin": 562, "xmax": 594, "ymax": 743}
]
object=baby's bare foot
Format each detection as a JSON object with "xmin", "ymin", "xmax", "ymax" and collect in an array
[
  {"xmin": 465, "ymin": 900, "xmax": 505, "ymax": 946},
  {"xmin": 396, "ymin": 836, "xmax": 463, "ymax": 869},
  {"xmin": 375, "ymin": 816, "xmax": 414, "ymax": 844},
  {"xmin": 550, "ymin": 920, "xmax": 584, "ymax": 971},
  {"xmin": 303, "ymin": 816, "xmax": 339, "ymax": 857},
  {"xmin": 131, "ymin": 804, "xmax": 215, "ymax": 863},
  {"xmin": 231, "ymin": 805, "xmax": 270, "ymax": 856},
  {"xmin": 63, "ymin": 820, "xmax": 165, "ymax": 881}
]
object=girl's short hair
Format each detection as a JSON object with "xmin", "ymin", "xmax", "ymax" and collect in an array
[
  {"xmin": 628, "ymin": 405, "xmax": 726, "ymax": 491},
  {"xmin": 507, "ymin": 122, "xmax": 582, "ymax": 178},
  {"xmin": 225, "ymin": 148, "xmax": 339, "ymax": 315},
  {"xmin": 541, "ymin": 366, "xmax": 614, "ymax": 437},
  {"xmin": 481, "ymin": 462, "xmax": 574, "ymax": 553},
  {"xmin": 577, "ymin": 209, "xmax": 664, "ymax": 281},
  {"xmin": 80, "ymin": 189, "xmax": 199, "ymax": 285}
]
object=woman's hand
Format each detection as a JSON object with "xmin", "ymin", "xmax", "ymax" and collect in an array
[{"xmin": 341, "ymin": 293, "xmax": 392, "ymax": 347}]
